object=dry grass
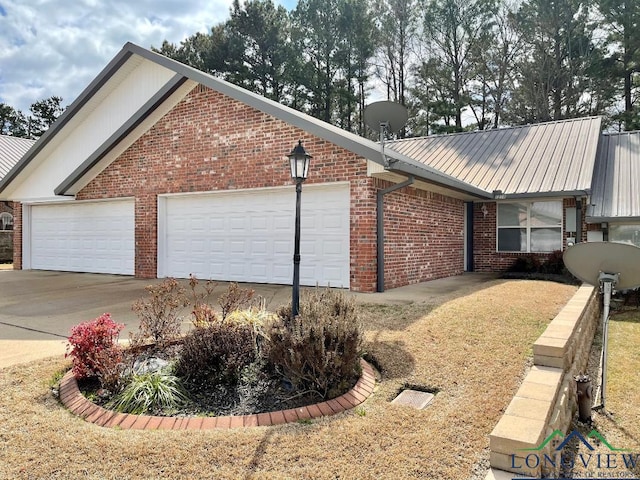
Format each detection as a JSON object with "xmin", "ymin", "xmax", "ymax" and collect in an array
[
  {"xmin": 607, "ymin": 309, "xmax": 640, "ymax": 443},
  {"xmin": 0, "ymin": 279, "xmax": 577, "ymax": 480},
  {"xmin": 568, "ymin": 308, "xmax": 640, "ymax": 479}
]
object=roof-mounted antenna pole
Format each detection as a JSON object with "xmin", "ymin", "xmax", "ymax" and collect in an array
[
  {"xmin": 378, "ymin": 121, "xmax": 396, "ymax": 169},
  {"xmin": 364, "ymin": 101, "xmax": 408, "ymax": 171}
]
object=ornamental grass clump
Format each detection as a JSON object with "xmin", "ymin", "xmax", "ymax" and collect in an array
[
  {"xmin": 107, "ymin": 370, "xmax": 189, "ymax": 415},
  {"xmin": 266, "ymin": 287, "xmax": 363, "ymax": 399}
]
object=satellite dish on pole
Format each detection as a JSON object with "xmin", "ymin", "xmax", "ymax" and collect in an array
[
  {"xmin": 563, "ymin": 241, "xmax": 640, "ymax": 290},
  {"xmin": 563, "ymin": 241, "xmax": 640, "ymax": 412},
  {"xmin": 364, "ymin": 101, "xmax": 409, "ymax": 170}
]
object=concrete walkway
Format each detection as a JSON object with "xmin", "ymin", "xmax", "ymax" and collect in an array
[{"xmin": 0, "ymin": 270, "xmax": 497, "ymax": 368}]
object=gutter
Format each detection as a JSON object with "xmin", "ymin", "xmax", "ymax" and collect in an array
[
  {"xmin": 586, "ymin": 216, "xmax": 640, "ymax": 223},
  {"xmin": 377, "ymin": 176, "xmax": 414, "ymax": 292},
  {"xmin": 387, "ymin": 158, "xmax": 491, "ymax": 200},
  {"xmin": 491, "ymin": 189, "xmax": 591, "ymax": 200}
]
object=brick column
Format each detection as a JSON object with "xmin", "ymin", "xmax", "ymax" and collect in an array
[
  {"xmin": 135, "ymin": 194, "xmax": 157, "ymax": 278},
  {"xmin": 12, "ymin": 201, "xmax": 22, "ymax": 269}
]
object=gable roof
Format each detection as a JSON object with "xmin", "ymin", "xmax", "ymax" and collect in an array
[
  {"xmin": 0, "ymin": 135, "xmax": 35, "ymax": 180},
  {"xmin": 387, "ymin": 117, "xmax": 602, "ymax": 198},
  {"xmin": 0, "ymin": 42, "xmax": 490, "ymax": 201},
  {"xmin": 588, "ymin": 131, "xmax": 640, "ymax": 222}
]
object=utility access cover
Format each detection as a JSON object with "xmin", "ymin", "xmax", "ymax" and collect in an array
[{"xmin": 391, "ymin": 390, "xmax": 435, "ymax": 410}]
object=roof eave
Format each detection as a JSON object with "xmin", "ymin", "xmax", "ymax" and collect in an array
[
  {"xmin": 127, "ymin": 44, "xmax": 492, "ymax": 198},
  {"xmin": 387, "ymin": 161, "xmax": 491, "ymax": 199},
  {"xmin": 0, "ymin": 49, "xmax": 135, "ymax": 196},
  {"xmin": 493, "ymin": 189, "xmax": 591, "ymax": 200},
  {"xmin": 586, "ymin": 216, "xmax": 640, "ymax": 223},
  {"xmin": 0, "ymin": 42, "xmax": 492, "ymax": 200}
]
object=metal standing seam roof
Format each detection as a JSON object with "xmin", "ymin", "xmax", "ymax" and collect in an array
[
  {"xmin": 386, "ymin": 117, "xmax": 603, "ymax": 197},
  {"xmin": 588, "ymin": 131, "xmax": 640, "ymax": 222},
  {"xmin": 0, "ymin": 135, "xmax": 35, "ymax": 179}
]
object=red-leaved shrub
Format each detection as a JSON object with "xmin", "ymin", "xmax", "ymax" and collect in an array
[{"xmin": 66, "ymin": 313, "xmax": 124, "ymax": 379}]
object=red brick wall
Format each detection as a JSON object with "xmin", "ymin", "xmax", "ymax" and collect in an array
[
  {"xmin": 77, "ymin": 84, "xmax": 382, "ymax": 291},
  {"xmin": 379, "ymin": 179, "xmax": 464, "ymax": 289},
  {"xmin": 5, "ymin": 84, "xmax": 468, "ymax": 290},
  {"xmin": 473, "ymin": 198, "xmax": 589, "ymax": 272},
  {"xmin": 12, "ymin": 201, "xmax": 21, "ymax": 268}
]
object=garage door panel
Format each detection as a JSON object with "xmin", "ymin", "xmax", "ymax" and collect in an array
[
  {"xmin": 30, "ymin": 201, "xmax": 134, "ymax": 275},
  {"xmin": 162, "ymin": 184, "xmax": 349, "ymax": 287},
  {"xmin": 251, "ymin": 240, "xmax": 268, "ymax": 255}
]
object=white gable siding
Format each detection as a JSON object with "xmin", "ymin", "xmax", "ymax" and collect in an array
[{"xmin": 7, "ymin": 59, "xmax": 177, "ymax": 201}]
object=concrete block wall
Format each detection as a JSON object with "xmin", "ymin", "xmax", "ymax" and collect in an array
[{"xmin": 488, "ymin": 284, "xmax": 600, "ymax": 478}]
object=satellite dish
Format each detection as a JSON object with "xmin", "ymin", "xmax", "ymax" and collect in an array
[
  {"xmin": 563, "ymin": 241, "xmax": 640, "ymax": 413},
  {"xmin": 563, "ymin": 241, "xmax": 640, "ymax": 290},
  {"xmin": 363, "ymin": 101, "xmax": 409, "ymax": 170},
  {"xmin": 364, "ymin": 101, "xmax": 409, "ymax": 134}
]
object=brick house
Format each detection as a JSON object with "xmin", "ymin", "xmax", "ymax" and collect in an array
[
  {"xmin": 0, "ymin": 135, "xmax": 36, "ymax": 261},
  {"xmin": 0, "ymin": 135, "xmax": 36, "ymax": 224},
  {"xmin": 586, "ymin": 131, "xmax": 640, "ymax": 246},
  {"xmin": 0, "ymin": 43, "xmax": 618, "ymax": 291}
]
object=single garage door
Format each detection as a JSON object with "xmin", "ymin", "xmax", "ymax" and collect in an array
[
  {"xmin": 29, "ymin": 200, "xmax": 135, "ymax": 275},
  {"xmin": 159, "ymin": 183, "xmax": 350, "ymax": 287}
]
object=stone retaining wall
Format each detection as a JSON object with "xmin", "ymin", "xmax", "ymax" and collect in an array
[
  {"xmin": 0, "ymin": 231, "xmax": 12, "ymax": 262},
  {"xmin": 487, "ymin": 285, "xmax": 600, "ymax": 478}
]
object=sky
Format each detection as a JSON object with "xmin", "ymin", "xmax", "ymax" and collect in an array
[{"xmin": 0, "ymin": 0, "xmax": 297, "ymax": 114}]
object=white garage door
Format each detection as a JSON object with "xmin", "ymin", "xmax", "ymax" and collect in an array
[
  {"xmin": 29, "ymin": 200, "xmax": 135, "ymax": 275},
  {"xmin": 159, "ymin": 183, "xmax": 350, "ymax": 287}
]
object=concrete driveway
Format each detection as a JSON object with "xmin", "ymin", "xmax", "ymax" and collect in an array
[{"xmin": 0, "ymin": 269, "xmax": 497, "ymax": 367}]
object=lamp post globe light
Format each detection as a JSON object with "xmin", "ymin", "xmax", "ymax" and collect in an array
[{"xmin": 288, "ymin": 140, "xmax": 312, "ymax": 318}]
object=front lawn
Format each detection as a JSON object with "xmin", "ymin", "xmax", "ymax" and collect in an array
[{"xmin": 0, "ymin": 279, "xmax": 577, "ymax": 479}]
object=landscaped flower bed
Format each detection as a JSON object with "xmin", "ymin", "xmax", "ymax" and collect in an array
[
  {"xmin": 64, "ymin": 278, "xmax": 364, "ymax": 419},
  {"xmin": 2, "ymin": 279, "xmax": 580, "ymax": 478}
]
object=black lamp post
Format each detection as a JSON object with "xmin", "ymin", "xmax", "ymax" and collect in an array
[{"xmin": 288, "ymin": 140, "xmax": 312, "ymax": 317}]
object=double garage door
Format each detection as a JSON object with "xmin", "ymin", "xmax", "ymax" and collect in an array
[
  {"xmin": 29, "ymin": 200, "xmax": 135, "ymax": 275},
  {"xmin": 27, "ymin": 183, "xmax": 350, "ymax": 287},
  {"xmin": 159, "ymin": 183, "xmax": 350, "ymax": 287}
]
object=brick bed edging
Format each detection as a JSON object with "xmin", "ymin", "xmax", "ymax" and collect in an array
[{"xmin": 58, "ymin": 359, "xmax": 376, "ymax": 430}]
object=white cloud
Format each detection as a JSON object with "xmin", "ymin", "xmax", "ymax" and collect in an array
[{"xmin": 0, "ymin": 0, "xmax": 248, "ymax": 113}]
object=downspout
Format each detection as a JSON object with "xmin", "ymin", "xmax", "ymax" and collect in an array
[
  {"xmin": 576, "ymin": 198, "xmax": 582, "ymax": 243},
  {"xmin": 377, "ymin": 176, "xmax": 414, "ymax": 292},
  {"xmin": 465, "ymin": 202, "xmax": 474, "ymax": 271}
]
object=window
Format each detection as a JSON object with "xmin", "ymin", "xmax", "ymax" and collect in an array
[
  {"xmin": 0, "ymin": 212, "xmax": 12, "ymax": 231},
  {"xmin": 609, "ymin": 224, "xmax": 640, "ymax": 248},
  {"xmin": 497, "ymin": 201, "xmax": 562, "ymax": 252}
]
